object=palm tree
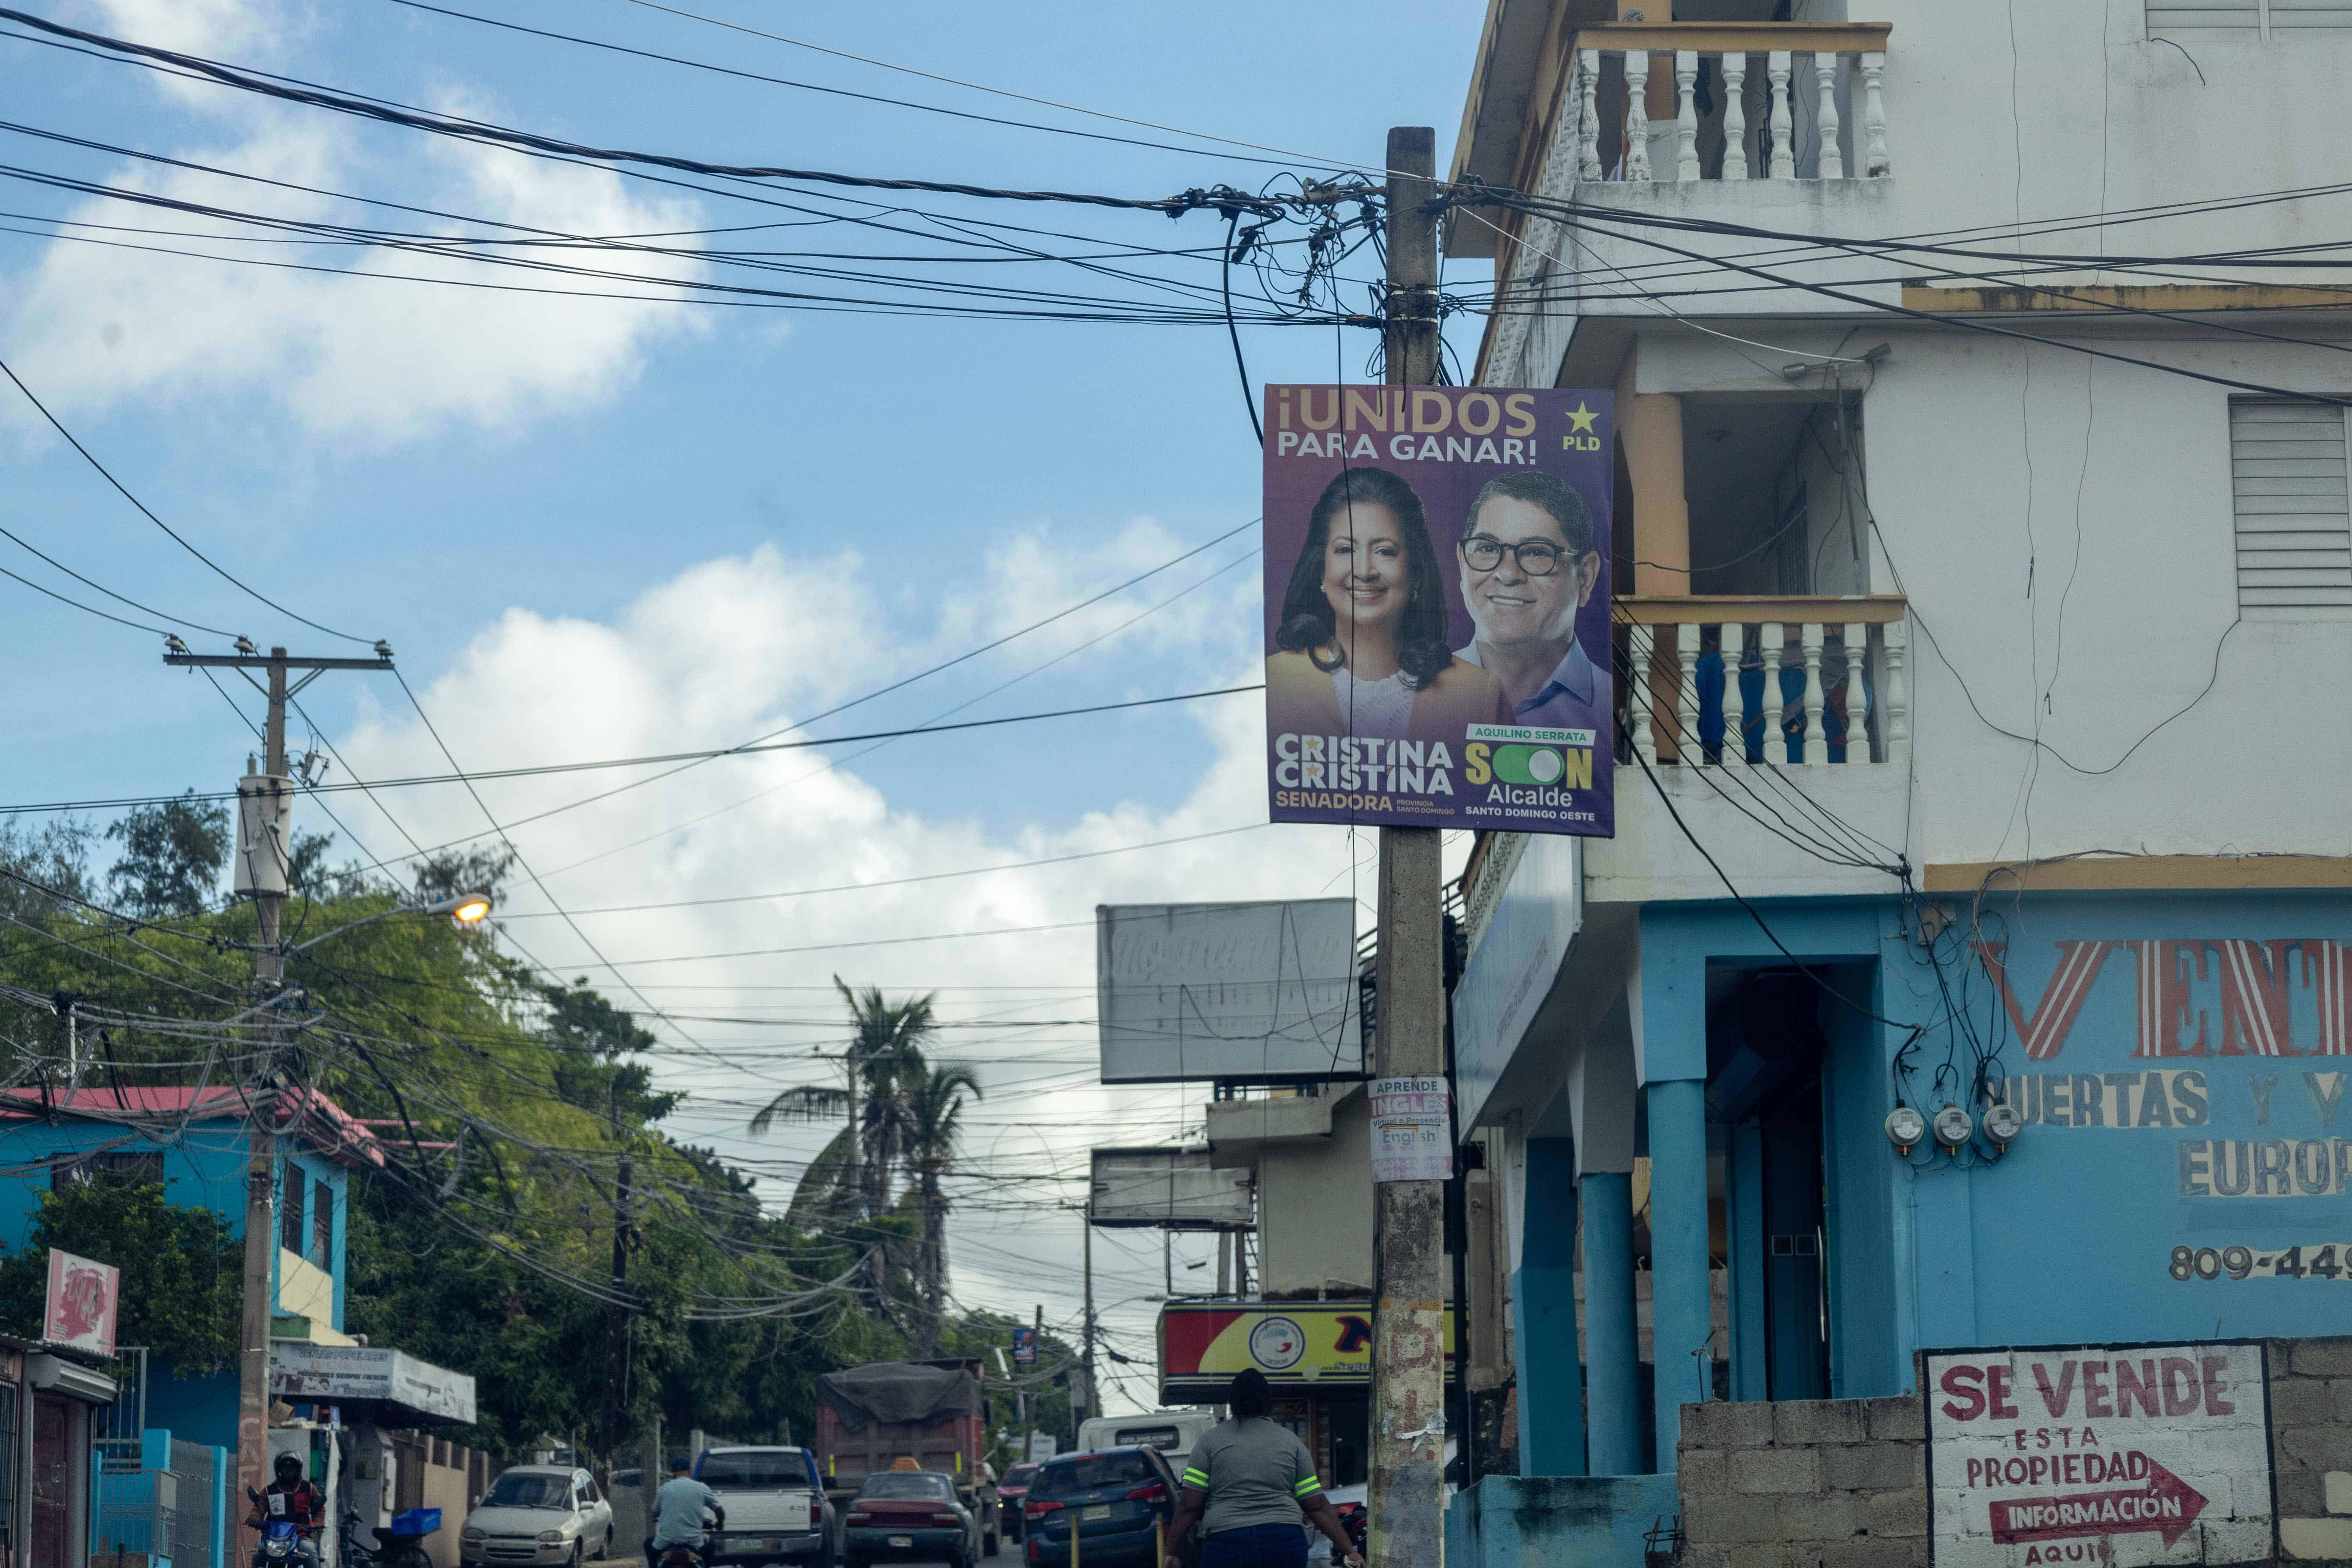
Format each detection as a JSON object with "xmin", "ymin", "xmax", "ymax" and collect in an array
[
  {"xmin": 900, "ymin": 1061, "xmax": 984, "ymax": 1356},
  {"xmin": 754, "ymin": 978, "xmax": 939, "ymax": 1299}
]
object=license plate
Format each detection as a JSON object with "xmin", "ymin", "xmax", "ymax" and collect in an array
[
  {"xmin": 762, "ymin": 1541, "xmax": 782, "ymax": 1552},
  {"xmin": 887, "ymin": 1537, "xmax": 914, "ymax": 1548},
  {"xmin": 1082, "ymin": 1507, "xmax": 1110, "ymax": 1522}
]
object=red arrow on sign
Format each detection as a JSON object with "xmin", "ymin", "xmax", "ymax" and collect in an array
[{"xmin": 1988, "ymin": 1458, "xmax": 2208, "ymax": 1550}]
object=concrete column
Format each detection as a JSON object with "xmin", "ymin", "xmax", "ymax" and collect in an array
[
  {"xmin": 1646, "ymin": 1077, "xmax": 1712, "ymax": 1472},
  {"xmin": 1580, "ymin": 1170, "xmax": 1641, "ymax": 1475},
  {"xmin": 1512, "ymin": 1138, "xmax": 1586, "ymax": 1476}
]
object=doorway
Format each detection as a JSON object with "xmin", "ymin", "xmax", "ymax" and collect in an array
[{"xmin": 31, "ymin": 1394, "xmax": 71, "ymax": 1568}]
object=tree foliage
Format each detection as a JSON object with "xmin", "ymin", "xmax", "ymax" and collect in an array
[
  {"xmin": 0, "ymin": 1177, "xmax": 242, "ymax": 1376},
  {"xmin": 103, "ymin": 792, "xmax": 231, "ymax": 917}
]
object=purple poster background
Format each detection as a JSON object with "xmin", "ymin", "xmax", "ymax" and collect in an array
[{"xmin": 1261, "ymin": 385, "xmax": 1615, "ymax": 836}]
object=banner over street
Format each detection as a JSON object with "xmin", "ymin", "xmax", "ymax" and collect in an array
[{"xmin": 1262, "ymin": 385, "xmax": 1615, "ymax": 836}]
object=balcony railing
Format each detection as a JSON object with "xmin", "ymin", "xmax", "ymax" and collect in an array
[
  {"xmin": 1563, "ymin": 22, "xmax": 1892, "ymax": 185},
  {"xmin": 1620, "ymin": 595, "xmax": 1909, "ymax": 768}
]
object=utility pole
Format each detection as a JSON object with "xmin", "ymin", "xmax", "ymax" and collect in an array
[
  {"xmin": 1031, "ymin": 1304, "xmax": 1043, "ymax": 1458},
  {"xmin": 1366, "ymin": 127, "xmax": 1449, "ymax": 1568},
  {"xmin": 1080, "ymin": 1223, "xmax": 1097, "ymax": 1425},
  {"xmin": 599, "ymin": 1151, "xmax": 634, "ymax": 1466},
  {"xmin": 166, "ymin": 642, "xmax": 393, "ymax": 1564}
]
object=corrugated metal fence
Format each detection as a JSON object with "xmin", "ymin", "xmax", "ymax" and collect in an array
[{"xmin": 171, "ymin": 1439, "xmax": 218, "ymax": 1568}]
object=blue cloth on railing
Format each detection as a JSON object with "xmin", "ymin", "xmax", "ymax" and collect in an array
[{"xmin": 1693, "ymin": 648, "xmax": 1873, "ymax": 764}]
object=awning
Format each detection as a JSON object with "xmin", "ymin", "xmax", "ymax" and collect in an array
[
  {"xmin": 28, "ymin": 1353, "xmax": 119, "ymax": 1405},
  {"xmin": 269, "ymin": 1343, "xmax": 476, "ymax": 1425}
]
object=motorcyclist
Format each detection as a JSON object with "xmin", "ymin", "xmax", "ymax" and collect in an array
[
  {"xmin": 248, "ymin": 1453, "xmax": 326, "ymax": 1568},
  {"xmin": 645, "ymin": 1456, "xmax": 724, "ymax": 1568}
]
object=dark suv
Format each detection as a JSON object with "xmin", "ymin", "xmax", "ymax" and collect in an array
[{"xmin": 1019, "ymin": 1449, "xmax": 1184, "ymax": 1568}]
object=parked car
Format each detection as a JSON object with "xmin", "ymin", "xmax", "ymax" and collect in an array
[
  {"xmin": 1019, "ymin": 1448, "xmax": 1185, "ymax": 1568},
  {"xmin": 461, "ymin": 1466, "xmax": 615, "ymax": 1568},
  {"xmin": 995, "ymin": 1463, "xmax": 1041, "ymax": 1543},
  {"xmin": 694, "ymin": 1447, "xmax": 830, "ymax": 1566},
  {"xmin": 843, "ymin": 1470, "xmax": 984, "ymax": 1568}
]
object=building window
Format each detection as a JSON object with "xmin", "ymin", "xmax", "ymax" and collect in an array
[
  {"xmin": 312, "ymin": 1179, "xmax": 333, "ymax": 1267},
  {"xmin": 282, "ymin": 1172, "xmax": 306, "ymax": 1254},
  {"xmin": 2229, "ymin": 398, "xmax": 2352, "ymax": 617},
  {"xmin": 50, "ymin": 1151, "xmax": 164, "ymax": 1192},
  {"xmin": 2150, "ymin": 0, "xmax": 2352, "ymax": 34}
]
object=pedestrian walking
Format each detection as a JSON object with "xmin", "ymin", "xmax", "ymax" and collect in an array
[{"xmin": 1161, "ymin": 1371, "xmax": 1365, "ymax": 1568}]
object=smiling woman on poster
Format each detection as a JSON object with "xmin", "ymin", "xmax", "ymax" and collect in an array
[{"xmin": 1265, "ymin": 466, "xmax": 1503, "ymax": 742}]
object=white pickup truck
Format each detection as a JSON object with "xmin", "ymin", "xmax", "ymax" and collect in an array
[{"xmin": 693, "ymin": 1447, "xmax": 830, "ymax": 1567}]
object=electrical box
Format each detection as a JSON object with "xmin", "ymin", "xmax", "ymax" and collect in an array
[{"xmin": 235, "ymin": 773, "xmax": 296, "ymax": 897}]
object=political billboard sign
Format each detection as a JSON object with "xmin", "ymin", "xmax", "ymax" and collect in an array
[
  {"xmin": 1012, "ymin": 1327, "xmax": 1038, "ymax": 1367},
  {"xmin": 1096, "ymin": 900, "xmax": 1360, "ymax": 1083},
  {"xmin": 1262, "ymin": 384, "xmax": 1615, "ymax": 837},
  {"xmin": 1925, "ymin": 1340, "xmax": 2276, "ymax": 1565}
]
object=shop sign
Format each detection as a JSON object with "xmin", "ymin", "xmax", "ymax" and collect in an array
[
  {"xmin": 1159, "ymin": 1302, "xmax": 1454, "ymax": 1397},
  {"xmin": 42, "ymin": 1249, "xmax": 117, "ymax": 1357},
  {"xmin": 1368, "ymin": 1076, "xmax": 1452, "ymax": 1181},
  {"xmin": 270, "ymin": 1343, "xmax": 478, "ymax": 1424},
  {"xmin": 1926, "ymin": 1341, "xmax": 2276, "ymax": 1565}
]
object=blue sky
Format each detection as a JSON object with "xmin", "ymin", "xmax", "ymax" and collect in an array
[{"xmin": 0, "ymin": 0, "xmax": 1491, "ymax": 1399}]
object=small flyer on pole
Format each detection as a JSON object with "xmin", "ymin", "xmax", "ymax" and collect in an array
[{"xmin": 1368, "ymin": 1076, "xmax": 1453, "ymax": 1182}]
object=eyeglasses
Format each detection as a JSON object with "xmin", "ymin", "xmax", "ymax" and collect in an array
[{"xmin": 1460, "ymin": 535, "xmax": 1569, "ymax": 577}]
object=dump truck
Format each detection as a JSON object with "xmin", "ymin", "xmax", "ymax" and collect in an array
[{"xmin": 814, "ymin": 1360, "xmax": 1000, "ymax": 1557}]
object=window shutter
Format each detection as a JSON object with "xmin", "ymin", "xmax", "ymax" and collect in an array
[
  {"xmin": 2230, "ymin": 398, "xmax": 2352, "ymax": 616},
  {"xmin": 2147, "ymin": 0, "xmax": 2259, "ymax": 31}
]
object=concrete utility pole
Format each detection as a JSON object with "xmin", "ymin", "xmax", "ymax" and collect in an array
[
  {"xmin": 1366, "ymin": 127, "xmax": 1449, "ymax": 1568},
  {"xmin": 599, "ymin": 1151, "xmax": 634, "ymax": 1465},
  {"xmin": 166, "ymin": 642, "xmax": 393, "ymax": 1564},
  {"xmin": 1080, "ymin": 1223, "xmax": 1097, "ymax": 1423}
]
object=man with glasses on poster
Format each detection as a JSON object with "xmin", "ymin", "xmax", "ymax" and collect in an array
[{"xmin": 1452, "ymin": 471, "xmax": 1609, "ymax": 737}]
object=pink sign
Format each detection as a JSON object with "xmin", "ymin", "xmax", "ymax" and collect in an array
[{"xmin": 44, "ymin": 1249, "xmax": 119, "ymax": 1357}]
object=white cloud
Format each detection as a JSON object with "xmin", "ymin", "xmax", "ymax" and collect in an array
[
  {"xmin": 323, "ymin": 533, "xmax": 1373, "ymax": 1385},
  {"xmin": 5, "ymin": 7, "xmax": 710, "ymax": 445}
]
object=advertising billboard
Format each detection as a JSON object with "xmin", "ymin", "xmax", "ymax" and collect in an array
[
  {"xmin": 43, "ymin": 1249, "xmax": 117, "ymax": 1357},
  {"xmin": 1088, "ymin": 1146, "xmax": 1255, "ymax": 1229},
  {"xmin": 270, "ymin": 1343, "xmax": 479, "ymax": 1424},
  {"xmin": 1158, "ymin": 1301, "xmax": 1455, "ymax": 1400},
  {"xmin": 1262, "ymin": 384, "xmax": 1614, "ymax": 837},
  {"xmin": 1096, "ymin": 900, "xmax": 1361, "ymax": 1083}
]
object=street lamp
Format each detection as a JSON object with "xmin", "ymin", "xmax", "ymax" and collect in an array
[{"xmin": 287, "ymin": 889, "xmax": 496, "ymax": 955}]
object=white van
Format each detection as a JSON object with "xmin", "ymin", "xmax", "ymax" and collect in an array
[{"xmin": 1074, "ymin": 1412, "xmax": 1217, "ymax": 1469}]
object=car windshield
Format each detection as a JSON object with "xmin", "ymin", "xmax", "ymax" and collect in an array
[
  {"xmin": 698, "ymin": 1454, "xmax": 811, "ymax": 1490},
  {"xmin": 858, "ymin": 1475, "xmax": 953, "ymax": 1501},
  {"xmin": 1036, "ymin": 1453, "xmax": 1154, "ymax": 1495},
  {"xmin": 1002, "ymin": 1466, "xmax": 1040, "ymax": 1488},
  {"xmin": 483, "ymin": 1475, "xmax": 571, "ymax": 1510}
]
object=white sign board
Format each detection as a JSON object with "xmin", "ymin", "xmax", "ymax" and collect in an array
[
  {"xmin": 43, "ymin": 1249, "xmax": 118, "ymax": 1357},
  {"xmin": 1089, "ymin": 1147, "xmax": 1254, "ymax": 1229},
  {"xmin": 1368, "ymin": 1077, "xmax": 1452, "ymax": 1183},
  {"xmin": 1096, "ymin": 901, "xmax": 1360, "ymax": 1083},
  {"xmin": 1926, "ymin": 1341, "xmax": 2275, "ymax": 1566},
  {"xmin": 270, "ymin": 1343, "xmax": 479, "ymax": 1425},
  {"xmin": 1027, "ymin": 1435, "xmax": 1058, "ymax": 1462}
]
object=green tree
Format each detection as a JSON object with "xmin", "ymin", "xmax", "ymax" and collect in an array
[
  {"xmin": 0, "ymin": 818, "xmax": 96, "ymax": 925},
  {"xmin": 901, "ymin": 1062, "xmax": 982, "ymax": 1356},
  {"xmin": 104, "ymin": 791, "xmax": 230, "ymax": 916},
  {"xmin": 754, "ymin": 979, "xmax": 939, "ymax": 1223},
  {"xmin": 0, "ymin": 1178, "xmax": 241, "ymax": 1375}
]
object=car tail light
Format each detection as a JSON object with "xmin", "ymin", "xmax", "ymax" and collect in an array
[
  {"xmin": 1024, "ymin": 1500, "xmax": 1063, "ymax": 1522},
  {"xmin": 1125, "ymin": 1485, "xmax": 1167, "ymax": 1505},
  {"xmin": 931, "ymin": 1513, "xmax": 963, "ymax": 1526}
]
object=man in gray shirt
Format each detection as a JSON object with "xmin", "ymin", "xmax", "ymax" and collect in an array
[
  {"xmin": 1163, "ymin": 1372, "xmax": 1361, "ymax": 1568},
  {"xmin": 646, "ymin": 1457, "xmax": 725, "ymax": 1568}
]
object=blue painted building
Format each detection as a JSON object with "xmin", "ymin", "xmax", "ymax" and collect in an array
[
  {"xmin": 1440, "ymin": 6, "xmax": 2352, "ymax": 1564},
  {"xmin": 0, "ymin": 1087, "xmax": 378, "ymax": 1452}
]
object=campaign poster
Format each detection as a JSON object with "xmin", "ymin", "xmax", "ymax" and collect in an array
[{"xmin": 1261, "ymin": 385, "xmax": 1615, "ymax": 836}]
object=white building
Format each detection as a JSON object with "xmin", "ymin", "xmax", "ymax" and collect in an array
[{"xmin": 1441, "ymin": 0, "xmax": 2352, "ymax": 1558}]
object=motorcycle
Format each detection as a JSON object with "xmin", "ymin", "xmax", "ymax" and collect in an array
[{"xmin": 249, "ymin": 1491, "xmax": 320, "ymax": 1568}]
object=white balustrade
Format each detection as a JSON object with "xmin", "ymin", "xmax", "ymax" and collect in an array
[
  {"xmin": 1624, "ymin": 608, "xmax": 1907, "ymax": 768},
  {"xmin": 1561, "ymin": 34, "xmax": 1891, "ymax": 185}
]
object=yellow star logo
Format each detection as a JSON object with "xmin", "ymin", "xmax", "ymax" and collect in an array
[{"xmin": 1567, "ymin": 401, "xmax": 1599, "ymax": 434}]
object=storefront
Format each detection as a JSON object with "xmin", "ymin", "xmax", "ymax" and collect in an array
[{"xmin": 1157, "ymin": 1303, "xmax": 1455, "ymax": 1489}]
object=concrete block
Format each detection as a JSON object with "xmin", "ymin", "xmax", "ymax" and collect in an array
[
  {"xmin": 1719, "ymin": 1546, "xmax": 1796, "ymax": 1568},
  {"xmin": 1858, "ymin": 1487, "xmax": 1929, "ymax": 1539},
  {"xmin": 2271, "ymin": 1376, "xmax": 2336, "ymax": 1427},
  {"xmin": 1775, "ymin": 1492, "xmax": 1858, "ymax": 1541},
  {"xmin": 1731, "ymin": 1446, "xmax": 1820, "ymax": 1495},
  {"xmin": 1681, "ymin": 1399, "xmax": 1774, "ymax": 1451},
  {"xmin": 1683, "ymin": 1492, "xmax": 1778, "ymax": 1545},
  {"xmin": 1773, "ymin": 1399, "xmax": 1867, "ymax": 1446},
  {"xmin": 1859, "ymin": 1396, "xmax": 1926, "ymax": 1441},
  {"xmin": 2327, "ymin": 1471, "xmax": 2352, "ymax": 1515},
  {"xmin": 2332, "ymin": 1379, "xmax": 2352, "ymax": 1425},
  {"xmin": 2292, "ymin": 1338, "xmax": 2352, "ymax": 1378},
  {"xmin": 1677, "ymin": 1446, "xmax": 1730, "ymax": 1495},
  {"xmin": 1677, "ymin": 1547, "xmax": 1733, "ymax": 1568},
  {"xmin": 1813, "ymin": 1537, "xmax": 1927, "ymax": 1568},
  {"xmin": 2276, "ymin": 1467, "xmax": 2325, "ymax": 1519},
  {"xmin": 1821, "ymin": 1441, "xmax": 1923, "ymax": 1492},
  {"xmin": 2281, "ymin": 1515, "xmax": 2352, "ymax": 1560},
  {"xmin": 2281, "ymin": 1424, "xmax": 2352, "ymax": 1473}
]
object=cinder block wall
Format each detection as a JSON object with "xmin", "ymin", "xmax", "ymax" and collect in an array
[
  {"xmin": 1675, "ymin": 1336, "xmax": 2352, "ymax": 1566},
  {"xmin": 1676, "ymin": 1396, "xmax": 1927, "ymax": 1568}
]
